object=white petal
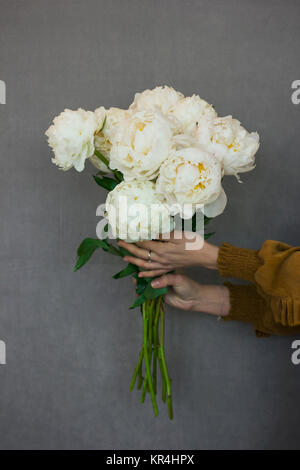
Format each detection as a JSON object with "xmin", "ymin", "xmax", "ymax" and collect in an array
[
  {"xmin": 74, "ymin": 156, "xmax": 85, "ymax": 172},
  {"xmin": 202, "ymin": 187, "xmax": 227, "ymax": 218}
]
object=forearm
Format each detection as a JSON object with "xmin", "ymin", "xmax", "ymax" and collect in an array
[{"xmin": 191, "ymin": 285, "xmax": 230, "ymax": 317}]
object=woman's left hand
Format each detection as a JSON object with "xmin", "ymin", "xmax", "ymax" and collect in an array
[{"xmin": 118, "ymin": 231, "xmax": 219, "ymax": 278}]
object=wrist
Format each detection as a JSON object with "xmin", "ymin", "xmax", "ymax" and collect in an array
[
  {"xmin": 219, "ymin": 286, "xmax": 230, "ymax": 316},
  {"xmin": 199, "ymin": 242, "xmax": 219, "ymax": 270},
  {"xmin": 192, "ymin": 285, "xmax": 230, "ymax": 316}
]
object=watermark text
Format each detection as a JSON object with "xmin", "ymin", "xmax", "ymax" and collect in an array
[
  {"xmin": 0, "ymin": 80, "xmax": 6, "ymax": 104},
  {"xmin": 291, "ymin": 80, "xmax": 300, "ymax": 105},
  {"xmin": 0, "ymin": 340, "xmax": 6, "ymax": 365},
  {"xmin": 291, "ymin": 340, "xmax": 300, "ymax": 365}
]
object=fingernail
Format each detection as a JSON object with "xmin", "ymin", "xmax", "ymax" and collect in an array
[
  {"xmin": 151, "ymin": 280, "xmax": 159, "ymax": 288},
  {"xmin": 123, "ymin": 257, "xmax": 128, "ymax": 261},
  {"xmin": 138, "ymin": 273, "xmax": 143, "ymax": 277}
]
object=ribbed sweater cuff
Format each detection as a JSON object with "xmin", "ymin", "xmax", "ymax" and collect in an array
[
  {"xmin": 218, "ymin": 243, "xmax": 261, "ymax": 282},
  {"xmin": 223, "ymin": 282, "xmax": 267, "ymax": 324}
]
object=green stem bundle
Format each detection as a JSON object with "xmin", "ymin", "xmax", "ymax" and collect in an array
[{"xmin": 130, "ymin": 295, "xmax": 173, "ymax": 419}]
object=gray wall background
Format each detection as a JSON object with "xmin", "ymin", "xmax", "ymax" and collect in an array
[{"xmin": 0, "ymin": 0, "xmax": 299, "ymax": 450}]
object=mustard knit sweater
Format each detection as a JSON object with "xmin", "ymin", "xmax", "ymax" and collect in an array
[{"xmin": 217, "ymin": 241, "xmax": 300, "ymax": 336}]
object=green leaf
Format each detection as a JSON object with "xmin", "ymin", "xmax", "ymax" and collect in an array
[
  {"xmin": 204, "ymin": 232, "xmax": 215, "ymax": 240},
  {"xmin": 183, "ymin": 212, "xmax": 211, "ymax": 232},
  {"xmin": 130, "ymin": 293, "xmax": 146, "ymax": 309},
  {"xmin": 93, "ymin": 175, "xmax": 118, "ymax": 191},
  {"xmin": 144, "ymin": 282, "xmax": 168, "ymax": 300},
  {"xmin": 74, "ymin": 237, "xmax": 122, "ymax": 271},
  {"xmin": 204, "ymin": 215, "xmax": 211, "ymax": 226},
  {"xmin": 114, "ymin": 170, "xmax": 124, "ymax": 182},
  {"xmin": 103, "ymin": 242, "xmax": 123, "ymax": 257},
  {"xmin": 77, "ymin": 238, "xmax": 107, "ymax": 256},
  {"xmin": 113, "ymin": 263, "xmax": 137, "ymax": 279},
  {"xmin": 192, "ymin": 213, "xmax": 197, "ymax": 232},
  {"xmin": 134, "ymin": 275, "xmax": 150, "ymax": 295},
  {"xmin": 74, "ymin": 238, "xmax": 110, "ymax": 271}
]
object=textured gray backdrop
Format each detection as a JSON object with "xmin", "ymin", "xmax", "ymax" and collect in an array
[{"xmin": 0, "ymin": 0, "xmax": 299, "ymax": 450}]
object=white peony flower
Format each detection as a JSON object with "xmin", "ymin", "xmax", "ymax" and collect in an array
[
  {"xmin": 169, "ymin": 94, "xmax": 217, "ymax": 134},
  {"xmin": 109, "ymin": 110, "xmax": 174, "ymax": 181},
  {"xmin": 129, "ymin": 86, "xmax": 183, "ymax": 114},
  {"xmin": 171, "ymin": 132, "xmax": 198, "ymax": 150},
  {"xmin": 90, "ymin": 107, "xmax": 131, "ymax": 172},
  {"xmin": 195, "ymin": 115, "xmax": 260, "ymax": 177},
  {"xmin": 94, "ymin": 106, "xmax": 107, "ymax": 129},
  {"xmin": 46, "ymin": 108, "xmax": 101, "ymax": 172},
  {"xmin": 105, "ymin": 180, "xmax": 173, "ymax": 242},
  {"xmin": 156, "ymin": 147, "xmax": 226, "ymax": 218}
]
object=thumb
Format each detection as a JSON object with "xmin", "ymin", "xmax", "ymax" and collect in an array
[{"xmin": 151, "ymin": 273, "xmax": 182, "ymax": 289}]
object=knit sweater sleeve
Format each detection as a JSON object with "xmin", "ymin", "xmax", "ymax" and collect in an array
[
  {"xmin": 223, "ymin": 282, "xmax": 300, "ymax": 337},
  {"xmin": 217, "ymin": 243, "xmax": 261, "ymax": 282},
  {"xmin": 255, "ymin": 240, "xmax": 300, "ymax": 327},
  {"xmin": 218, "ymin": 240, "xmax": 300, "ymax": 335}
]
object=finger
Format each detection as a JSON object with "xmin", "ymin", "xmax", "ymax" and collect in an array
[
  {"xmin": 138, "ymin": 268, "xmax": 172, "ymax": 278},
  {"xmin": 123, "ymin": 253, "xmax": 162, "ymax": 265},
  {"xmin": 151, "ymin": 273, "xmax": 182, "ymax": 289},
  {"xmin": 164, "ymin": 292, "xmax": 190, "ymax": 310},
  {"xmin": 122, "ymin": 243, "xmax": 162, "ymax": 263},
  {"xmin": 118, "ymin": 240, "xmax": 149, "ymax": 259},
  {"xmin": 164, "ymin": 292, "xmax": 177, "ymax": 307},
  {"xmin": 135, "ymin": 240, "xmax": 165, "ymax": 254},
  {"xmin": 124, "ymin": 256, "xmax": 166, "ymax": 270}
]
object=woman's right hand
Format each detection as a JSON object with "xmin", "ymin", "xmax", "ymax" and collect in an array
[{"xmin": 151, "ymin": 272, "xmax": 230, "ymax": 317}]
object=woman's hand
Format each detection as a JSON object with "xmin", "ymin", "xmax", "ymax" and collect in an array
[
  {"xmin": 118, "ymin": 231, "xmax": 219, "ymax": 278},
  {"xmin": 150, "ymin": 272, "xmax": 230, "ymax": 317}
]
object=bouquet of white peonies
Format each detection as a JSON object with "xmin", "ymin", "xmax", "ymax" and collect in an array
[{"xmin": 46, "ymin": 86, "xmax": 260, "ymax": 419}]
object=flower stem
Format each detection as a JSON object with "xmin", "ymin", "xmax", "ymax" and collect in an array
[
  {"xmin": 129, "ymin": 347, "xmax": 144, "ymax": 392},
  {"xmin": 137, "ymin": 370, "xmax": 143, "ymax": 390},
  {"xmin": 159, "ymin": 301, "xmax": 173, "ymax": 420},
  {"xmin": 142, "ymin": 301, "xmax": 158, "ymax": 417},
  {"xmin": 132, "ymin": 297, "xmax": 172, "ymax": 418},
  {"xmin": 152, "ymin": 298, "xmax": 161, "ymax": 394},
  {"xmin": 156, "ymin": 297, "xmax": 166, "ymax": 402},
  {"xmin": 141, "ymin": 300, "xmax": 154, "ymax": 401},
  {"xmin": 94, "ymin": 148, "xmax": 123, "ymax": 182},
  {"xmin": 94, "ymin": 148, "xmax": 109, "ymax": 167},
  {"xmin": 140, "ymin": 382, "xmax": 147, "ymax": 403}
]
